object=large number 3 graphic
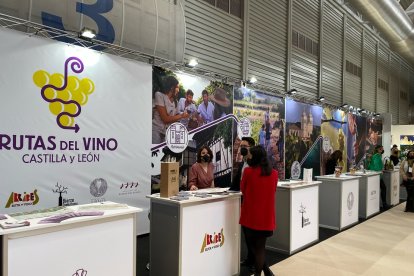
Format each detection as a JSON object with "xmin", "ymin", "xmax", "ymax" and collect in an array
[{"xmin": 41, "ymin": 0, "xmax": 115, "ymax": 47}]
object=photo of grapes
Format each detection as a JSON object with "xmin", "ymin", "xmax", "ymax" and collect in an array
[
  {"xmin": 233, "ymin": 86, "xmax": 285, "ymax": 179},
  {"xmin": 365, "ymin": 117, "xmax": 383, "ymax": 157},
  {"xmin": 285, "ymin": 100, "xmax": 322, "ymax": 179},
  {"xmin": 321, "ymin": 108, "xmax": 347, "ymax": 174}
]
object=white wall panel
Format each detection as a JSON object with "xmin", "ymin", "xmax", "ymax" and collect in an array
[
  {"xmin": 344, "ymin": 19, "xmax": 362, "ymax": 107},
  {"xmin": 321, "ymin": 1, "xmax": 343, "ymax": 105},
  {"xmin": 362, "ymin": 35, "xmax": 377, "ymax": 112},
  {"xmin": 291, "ymin": 0, "xmax": 320, "ymax": 98},
  {"xmin": 390, "ymin": 54, "xmax": 400, "ymax": 124},
  {"xmin": 246, "ymin": 0, "xmax": 288, "ymax": 89},
  {"xmin": 184, "ymin": 0, "xmax": 243, "ymax": 78}
]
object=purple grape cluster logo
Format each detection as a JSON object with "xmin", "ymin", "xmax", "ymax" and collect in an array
[
  {"xmin": 73, "ymin": 268, "xmax": 87, "ymax": 276},
  {"xmin": 33, "ymin": 57, "xmax": 95, "ymax": 133}
]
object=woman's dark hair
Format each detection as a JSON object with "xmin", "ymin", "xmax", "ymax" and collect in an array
[
  {"xmin": 196, "ymin": 146, "xmax": 213, "ymax": 163},
  {"xmin": 248, "ymin": 145, "xmax": 272, "ymax": 176},
  {"xmin": 163, "ymin": 76, "xmax": 179, "ymax": 94},
  {"xmin": 330, "ymin": 150, "xmax": 343, "ymax": 162},
  {"xmin": 213, "ymin": 104, "xmax": 230, "ymax": 120}
]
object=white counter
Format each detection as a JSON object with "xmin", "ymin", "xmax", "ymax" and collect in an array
[
  {"xmin": 147, "ymin": 190, "xmax": 241, "ymax": 276},
  {"xmin": 267, "ymin": 180, "xmax": 320, "ymax": 254},
  {"xmin": 383, "ymin": 169, "xmax": 400, "ymax": 206},
  {"xmin": 316, "ymin": 174, "xmax": 359, "ymax": 230},
  {"xmin": 0, "ymin": 202, "xmax": 141, "ymax": 276},
  {"xmin": 346, "ymin": 171, "xmax": 381, "ymax": 218}
]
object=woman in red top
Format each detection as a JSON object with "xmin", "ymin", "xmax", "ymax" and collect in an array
[
  {"xmin": 240, "ymin": 145, "xmax": 278, "ymax": 276},
  {"xmin": 188, "ymin": 146, "xmax": 215, "ymax": 190}
]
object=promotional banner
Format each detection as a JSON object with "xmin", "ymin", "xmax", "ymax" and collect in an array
[
  {"xmin": 346, "ymin": 114, "xmax": 367, "ymax": 170},
  {"xmin": 151, "ymin": 68, "xmax": 234, "ymax": 191},
  {"xmin": 0, "ymin": 29, "xmax": 152, "ymax": 234},
  {"xmin": 321, "ymin": 108, "xmax": 347, "ymax": 174},
  {"xmin": 233, "ymin": 86, "xmax": 285, "ymax": 179},
  {"xmin": 0, "ymin": 0, "xmax": 185, "ymax": 62},
  {"xmin": 285, "ymin": 100, "xmax": 322, "ymax": 179}
]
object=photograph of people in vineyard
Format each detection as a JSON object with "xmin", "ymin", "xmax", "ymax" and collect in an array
[
  {"xmin": 233, "ymin": 85, "xmax": 285, "ymax": 179},
  {"xmin": 151, "ymin": 66, "xmax": 234, "ymax": 192}
]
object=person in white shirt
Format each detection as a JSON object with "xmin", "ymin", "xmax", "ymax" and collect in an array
[
  {"xmin": 152, "ymin": 76, "xmax": 189, "ymax": 144},
  {"xmin": 177, "ymin": 89, "xmax": 198, "ymax": 129},
  {"xmin": 197, "ymin": 89, "xmax": 214, "ymax": 124}
]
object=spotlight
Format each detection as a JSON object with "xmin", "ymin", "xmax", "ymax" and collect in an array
[
  {"xmin": 185, "ymin": 58, "xmax": 198, "ymax": 68},
  {"xmin": 340, "ymin": 103, "xmax": 348, "ymax": 108},
  {"xmin": 318, "ymin": 96, "xmax": 325, "ymax": 102},
  {"xmin": 287, "ymin": 88, "xmax": 297, "ymax": 95},
  {"xmin": 249, "ymin": 76, "xmax": 257, "ymax": 84},
  {"xmin": 79, "ymin": 27, "xmax": 96, "ymax": 40},
  {"xmin": 358, "ymin": 108, "xmax": 366, "ymax": 113}
]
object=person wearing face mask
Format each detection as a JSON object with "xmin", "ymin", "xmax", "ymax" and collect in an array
[
  {"xmin": 400, "ymin": 150, "xmax": 414, "ymax": 212},
  {"xmin": 228, "ymin": 137, "xmax": 256, "ymax": 272},
  {"xmin": 325, "ymin": 150, "xmax": 343, "ymax": 175},
  {"xmin": 368, "ymin": 145, "xmax": 389, "ymax": 210},
  {"xmin": 188, "ymin": 146, "xmax": 214, "ymax": 191},
  {"xmin": 230, "ymin": 137, "xmax": 256, "ymax": 192}
]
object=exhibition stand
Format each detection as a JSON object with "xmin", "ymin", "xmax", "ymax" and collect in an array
[
  {"xmin": 350, "ymin": 171, "xmax": 381, "ymax": 218},
  {"xmin": 148, "ymin": 189, "xmax": 241, "ymax": 276},
  {"xmin": 0, "ymin": 202, "xmax": 141, "ymax": 276},
  {"xmin": 266, "ymin": 180, "xmax": 320, "ymax": 255},
  {"xmin": 315, "ymin": 174, "xmax": 359, "ymax": 230},
  {"xmin": 383, "ymin": 169, "xmax": 400, "ymax": 206}
]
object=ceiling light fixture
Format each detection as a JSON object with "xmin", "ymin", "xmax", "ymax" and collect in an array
[
  {"xmin": 287, "ymin": 88, "xmax": 297, "ymax": 95},
  {"xmin": 79, "ymin": 27, "xmax": 96, "ymax": 40},
  {"xmin": 185, "ymin": 58, "xmax": 198, "ymax": 68},
  {"xmin": 318, "ymin": 96, "xmax": 325, "ymax": 102}
]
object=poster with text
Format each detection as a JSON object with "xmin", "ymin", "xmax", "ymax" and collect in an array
[
  {"xmin": 285, "ymin": 100, "xmax": 322, "ymax": 179},
  {"xmin": 151, "ymin": 68, "xmax": 234, "ymax": 191},
  {"xmin": 0, "ymin": 29, "xmax": 152, "ymax": 234},
  {"xmin": 321, "ymin": 108, "xmax": 347, "ymax": 174},
  {"xmin": 346, "ymin": 114, "xmax": 367, "ymax": 170},
  {"xmin": 233, "ymin": 86, "xmax": 285, "ymax": 179}
]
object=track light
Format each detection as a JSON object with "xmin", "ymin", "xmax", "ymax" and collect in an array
[
  {"xmin": 249, "ymin": 76, "xmax": 257, "ymax": 84},
  {"xmin": 79, "ymin": 27, "xmax": 96, "ymax": 40},
  {"xmin": 318, "ymin": 96, "xmax": 325, "ymax": 102},
  {"xmin": 185, "ymin": 58, "xmax": 198, "ymax": 68},
  {"xmin": 287, "ymin": 88, "xmax": 297, "ymax": 95},
  {"xmin": 340, "ymin": 103, "xmax": 348, "ymax": 108}
]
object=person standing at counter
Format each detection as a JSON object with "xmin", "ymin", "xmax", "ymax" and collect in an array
[
  {"xmin": 390, "ymin": 145, "xmax": 400, "ymax": 166},
  {"xmin": 240, "ymin": 145, "xmax": 278, "ymax": 276},
  {"xmin": 188, "ymin": 146, "xmax": 214, "ymax": 191},
  {"xmin": 325, "ymin": 150, "xmax": 343, "ymax": 175},
  {"xmin": 400, "ymin": 150, "xmax": 414, "ymax": 212},
  {"xmin": 230, "ymin": 136, "xmax": 255, "ymax": 191},
  {"xmin": 368, "ymin": 145, "xmax": 389, "ymax": 210}
]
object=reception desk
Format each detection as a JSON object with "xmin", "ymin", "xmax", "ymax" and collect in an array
[
  {"xmin": 315, "ymin": 175, "xmax": 359, "ymax": 230},
  {"xmin": 0, "ymin": 202, "xmax": 141, "ymax": 276},
  {"xmin": 350, "ymin": 171, "xmax": 380, "ymax": 218},
  {"xmin": 383, "ymin": 169, "xmax": 400, "ymax": 206},
  {"xmin": 148, "ymin": 190, "xmax": 241, "ymax": 276},
  {"xmin": 266, "ymin": 180, "xmax": 320, "ymax": 255}
]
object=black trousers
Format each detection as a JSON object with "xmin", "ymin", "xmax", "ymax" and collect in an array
[
  {"xmin": 404, "ymin": 180, "xmax": 414, "ymax": 212},
  {"xmin": 380, "ymin": 179, "xmax": 387, "ymax": 208},
  {"xmin": 242, "ymin": 226, "xmax": 273, "ymax": 275}
]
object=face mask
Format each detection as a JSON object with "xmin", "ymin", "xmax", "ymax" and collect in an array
[
  {"xmin": 240, "ymin": 147, "xmax": 248, "ymax": 156},
  {"xmin": 201, "ymin": 155, "xmax": 210, "ymax": 162}
]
